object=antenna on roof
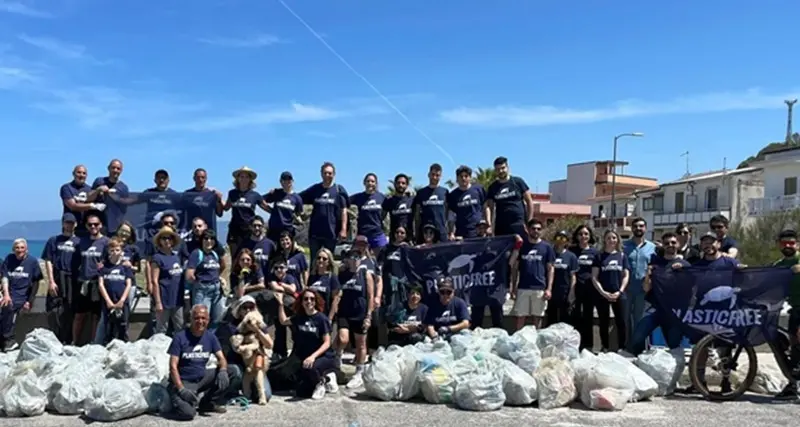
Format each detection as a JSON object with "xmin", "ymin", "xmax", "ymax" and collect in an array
[
  {"xmin": 680, "ymin": 151, "xmax": 690, "ymax": 178},
  {"xmin": 785, "ymin": 99, "xmax": 797, "ymax": 144}
]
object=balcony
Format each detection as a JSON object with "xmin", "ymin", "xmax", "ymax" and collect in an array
[
  {"xmin": 593, "ymin": 216, "xmax": 635, "ymax": 231},
  {"xmin": 653, "ymin": 209, "xmax": 731, "ymax": 226},
  {"xmin": 748, "ymin": 194, "xmax": 800, "ymax": 216},
  {"xmin": 594, "ymin": 172, "xmax": 657, "ymax": 187}
]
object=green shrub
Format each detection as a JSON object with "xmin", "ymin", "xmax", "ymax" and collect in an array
[{"xmin": 729, "ymin": 208, "xmax": 800, "ymax": 266}]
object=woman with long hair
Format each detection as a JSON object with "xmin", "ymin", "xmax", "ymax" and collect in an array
[
  {"xmin": 273, "ymin": 231, "xmax": 309, "ymax": 289},
  {"xmin": 224, "ymin": 166, "xmax": 269, "ymax": 258},
  {"xmin": 570, "ymin": 224, "xmax": 598, "ymax": 350},
  {"xmin": 231, "ymin": 248, "xmax": 265, "ymax": 298},
  {"xmin": 591, "ymin": 229, "xmax": 630, "ymax": 351},
  {"xmin": 307, "ymin": 248, "xmax": 340, "ymax": 319}
]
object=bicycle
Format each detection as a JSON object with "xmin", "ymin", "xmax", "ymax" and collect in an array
[{"xmin": 687, "ymin": 324, "xmax": 794, "ymax": 401}]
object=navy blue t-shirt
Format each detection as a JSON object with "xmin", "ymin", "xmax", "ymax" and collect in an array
[
  {"xmin": 100, "ymin": 264, "xmax": 133, "ymax": 303},
  {"xmin": 142, "ymin": 188, "xmax": 179, "ymax": 228},
  {"xmin": 552, "ymin": 249, "xmax": 579, "ymax": 298},
  {"xmin": 387, "ymin": 303, "xmax": 428, "ymax": 328},
  {"xmin": 517, "ymin": 240, "xmax": 556, "ymax": 290},
  {"xmin": 350, "ymin": 191, "xmax": 386, "ymax": 238},
  {"xmin": 290, "ymin": 312, "xmax": 334, "ymax": 360},
  {"xmin": 91, "ymin": 177, "xmax": 130, "ymax": 234},
  {"xmin": 573, "ymin": 246, "xmax": 598, "ymax": 284},
  {"xmin": 78, "ymin": 236, "xmax": 110, "ymax": 281},
  {"xmin": 167, "ymin": 329, "xmax": 222, "ymax": 383},
  {"xmin": 1, "ymin": 254, "xmax": 43, "ymax": 305},
  {"xmin": 42, "ymin": 234, "xmax": 80, "ymax": 274},
  {"xmin": 268, "ymin": 272, "xmax": 299, "ymax": 294},
  {"xmin": 424, "ymin": 297, "xmax": 470, "ymax": 330},
  {"xmin": 284, "ymin": 251, "xmax": 309, "ymax": 285},
  {"xmin": 647, "ymin": 254, "xmax": 690, "ymax": 305},
  {"xmin": 236, "ymin": 238, "xmax": 275, "ymax": 274},
  {"xmin": 382, "ymin": 194, "xmax": 413, "ymax": 236},
  {"xmin": 693, "ymin": 256, "xmax": 740, "ymax": 270},
  {"xmin": 487, "ymin": 176, "xmax": 529, "ymax": 228},
  {"xmin": 337, "ymin": 266, "xmax": 370, "ymax": 321},
  {"xmin": 263, "ymin": 190, "xmax": 303, "ymax": 235},
  {"xmin": 300, "ymin": 183, "xmax": 349, "ymax": 240},
  {"xmin": 413, "ymin": 186, "xmax": 449, "ymax": 237},
  {"xmin": 187, "ymin": 249, "xmax": 221, "ymax": 284},
  {"xmin": 152, "ymin": 252, "xmax": 184, "ymax": 308},
  {"xmin": 307, "ymin": 273, "xmax": 340, "ymax": 315},
  {"xmin": 184, "ymin": 235, "xmax": 226, "ymax": 259},
  {"xmin": 230, "ymin": 266, "xmax": 264, "ymax": 294},
  {"xmin": 184, "ymin": 189, "xmax": 219, "ymax": 233},
  {"xmin": 227, "ymin": 189, "xmax": 262, "ymax": 235},
  {"xmin": 719, "ymin": 236, "xmax": 738, "ymax": 254},
  {"xmin": 446, "ymin": 185, "xmax": 486, "ymax": 238},
  {"xmin": 593, "ymin": 251, "xmax": 630, "ymax": 293},
  {"xmin": 60, "ymin": 180, "xmax": 92, "ymax": 234}
]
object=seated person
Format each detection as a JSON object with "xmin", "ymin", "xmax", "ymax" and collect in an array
[
  {"xmin": 167, "ymin": 305, "xmax": 239, "ymax": 420},
  {"xmin": 215, "ymin": 295, "xmax": 273, "ymax": 402},
  {"xmin": 424, "ymin": 278, "xmax": 470, "ymax": 341},
  {"xmin": 230, "ymin": 249, "xmax": 267, "ymax": 312},
  {"xmin": 275, "ymin": 289, "xmax": 338, "ymax": 400},
  {"xmin": 386, "ymin": 286, "xmax": 428, "ymax": 346}
]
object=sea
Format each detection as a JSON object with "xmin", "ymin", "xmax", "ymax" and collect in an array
[{"xmin": 0, "ymin": 240, "xmax": 46, "ymax": 259}]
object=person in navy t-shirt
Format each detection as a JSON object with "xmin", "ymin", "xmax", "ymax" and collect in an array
[
  {"xmin": 151, "ymin": 226, "xmax": 185, "ymax": 336},
  {"xmin": 42, "ymin": 213, "xmax": 81, "ymax": 344},
  {"xmin": 591, "ymin": 229, "xmax": 630, "ymax": 351},
  {"xmin": 272, "ymin": 231, "xmax": 308, "ymax": 288},
  {"xmin": 510, "ymin": 218, "xmax": 555, "ymax": 330},
  {"xmin": 275, "ymin": 289, "xmax": 337, "ymax": 400},
  {"xmin": 547, "ymin": 230, "xmax": 578, "ymax": 326},
  {"xmin": 350, "ymin": 173, "xmax": 388, "ymax": 251},
  {"xmin": 231, "ymin": 249, "xmax": 266, "ymax": 299},
  {"xmin": 91, "ymin": 159, "xmax": 129, "ymax": 235},
  {"xmin": 1, "ymin": 238, "xmax": 43, "ymax": 351},
  {"xmin": 75, "ymin": 214, "xmax": 110, "ymax": 345},
  {"xmin": 570, "ymin": 225, "xmax": 599, "ymax": 350},
  {"xmin": 184, "ymin": 168, "xmax": 224, "ymax": 233},
  {"xmin": 413, "ymin": 163, "xmax": 449, "ymax": 244},
  {"xmin": 446, "ymin": 165, "xmax": 488, "ymax": 240},
  {"xmin": 382, "ymin": 174, "xmax": 414, "ymax": 242},
  {"xmin": 234, "ymin": 216, "xmax": 275, "ymax": 275},
  {"xmin": 224, "ymin": 166, "xmax": 268, "ymax": 258},
  {"xmin": 263, "ymin": 171, "xmax": 304, "ymax": 244},
  {"xmin": 268, "ymin": 257, "xmax": 300, "ymax": 359},
  {"xmin": 486, "ymin": 156, "xmax": 533, "ymax": 238},
  {"xmin": 387, "ymin": 286, "xmax": 428, "ymax": 346},
  {"xmin": 167, "ymin": 305, "xmax": 236, "ymax": 420},
  {"xmin": 299, "ymin": 162, "xmax": 350, "ymax": 262},
  {"xmin": 186, "ymin": 229, "xmax": 226, "ymax": 328},
  {"xmin": 307, "ymin": 248, "xmax": 341, "ymax": 319},
  {"xmin": 424, "ymin": 278, "xmax": 470, "ymax": 341},
  {"xmin": 97, "ymin": 238, "xmax": 134, "ymax": 344},
  {"xmin": 60, "ymin": 164, "xmax": 104, "ymax": 238}
]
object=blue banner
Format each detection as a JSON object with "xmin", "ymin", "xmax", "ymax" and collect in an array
[
  {"xmin": 390, "ymin": 236, "xmax": 516, "ymax": 308},
  {"xmin": 652, "ymin": 266, "xmax": 793, "ymax": 346}
]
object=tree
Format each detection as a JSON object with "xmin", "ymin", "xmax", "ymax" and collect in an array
[
  {"xmin": 542, "ymin": 215, "xmax": 589, "ymax": 242},
  {"xmin": 728, "ymin": 208, "xmax": 800, "ymax": 265},
  {"xmin": 737, "ymin": 141, "xmax": 791, "ymax": 169}
]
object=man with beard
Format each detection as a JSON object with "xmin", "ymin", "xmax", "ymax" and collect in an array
[
  {"xmin": 184, "ymin": 168, "xmax": 224, "ymax": 233},
  {"xmin": 709, "ymin": 215, "xmax": 739, "ymax": 259},
  {"xmin": 675, "ymin": 223, "xmax": 701, "ymax": 263},
  {"xmin": 299, "ymin": 162, "xmax": 349, "ymax": 262},
  {"xmin": 91, "ymin": 159, "xmax": 130, "ymax": 234},
  {"xmin": 447, "ymin": 165, "xmax": 489, "ymax": 240},
  {"xmin": 622, "ymin": 217, "xmax": 657, "ymax": 343},
  {"xmin": 235, "ymin": 216, "xmax": 276, "ymax": 275},
  {"xmin": 382, "ymin": 174, "xmax": 414, "ymax": 241},
  {"xmin": 61, "ymin": 165, "xmax": 105, "ymax": 237},
  {"xmin": 510, "ymin": 219, "xmax": 554, "ymax": 330},
  {"xmin": 773, "ymin": 229, "xmax": 800, "ymax": 400},
  {"xmin": 486, "ymin": 157, "xmax": 534, "ymax": 238},
  {"xmin": 413, "ymin": 164, "xmax": 449, "ymax": 244}
]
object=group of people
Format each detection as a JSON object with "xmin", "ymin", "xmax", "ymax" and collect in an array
[{"xmin": 2, "ymin": 155, "xmax": 800, "ymax": 419}]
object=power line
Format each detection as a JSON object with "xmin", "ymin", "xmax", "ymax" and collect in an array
[{"xmin": 275, "ymin": 0, "xmax": 455, "ymax": 165}]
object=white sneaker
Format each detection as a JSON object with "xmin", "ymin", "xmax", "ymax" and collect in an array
[
  {"xmin": 325, "ymin": 372, "xmax": 339, "ymax": 393},
  {"xmin": 311, "ymin": 382, "xmax": 326, "ymax": 400},
  {"xmin": 346, "ymin": 372, "xmax": 363, "ymax": 389}
]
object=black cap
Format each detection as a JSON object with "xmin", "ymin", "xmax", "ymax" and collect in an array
[
  {"xmin": 555, "ymin": 230, "xmax": 569, "ymax": 239},
  {"xmin": 438, "ymin": 277, "xmax": 455, "ymax": 290},
  {"xmin": 61, "ymin": 213, "xmax": 77, "ymax": 223},
  {"xmin": 280, "ymin": 171, "xmax": 293, "ymax": 181},
  {"xmin": 155, "ymin": 169, "xmax": 169, "ymax": 177}
]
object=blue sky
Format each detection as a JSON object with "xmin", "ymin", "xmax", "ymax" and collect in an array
[{"xmin": 1, "ymin": 0, "xmax": 799, "ymax": 224}]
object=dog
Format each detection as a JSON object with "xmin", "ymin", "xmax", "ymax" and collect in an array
[{"xmin": 230, "ymin": 310, "xmax": 271, "ymax": 404}]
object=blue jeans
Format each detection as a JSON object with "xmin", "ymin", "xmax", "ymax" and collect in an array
[
  {"xmin": 191, "ymin": 282, "xmax": 225, "ymax": 328},
  {"xmin": 623, "ymin": 290, "xmax": 646, "ymax": 343},
  {"xmin": 627, "ymin": 307, "xmax": 684, "ymax": 355}
]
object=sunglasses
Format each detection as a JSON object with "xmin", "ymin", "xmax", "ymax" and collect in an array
[
  {"xmin": 252, "ymin": 224, "xmax": 263, "ymax": 228},
  {"xmin": 439, "ymin": 289, "xmax": 453, "ymax": 296},
  {"xmin": 160, "ymin": 236, "xmax": 173, "ymax": 241},
  {"xmin": 87, "ymin": 223, "xmax": 101, "ymax": 228},
  {"xmin": 163, "ymin": 222, "xmax": 175, "ymax": 227},
  {"xmin": 303, "ymin": 296, "xmax": 316, "ymax": 302}
]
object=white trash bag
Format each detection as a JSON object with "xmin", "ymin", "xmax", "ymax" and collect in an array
[
  {"xmin": 585, "ymin": 387, "xmax": 634, "ymax": 411},
  {"xmin": 533, "ymin": 357, "xmax": 577, "ymax": 409},
  {"xmin": 84, "ymin": 379, "xmax": 150, "ymax": 422},
  {"xmin": 572, "ymin": 349, "xmax": 599, "ymax": 391},
  {"xmin": 579, "ymin": 359, "xmax": 637, "ymax": 410},
  {"xmin": 597, "ymin": 353, "xmax": 658, "ymax": 401},
  {"xmin": 364, "ymin": 347, "xmax": 405, "ymax": 401},
  {"xmin": 634, "ymin": 348, "xmax": 685, "ymax": 396},
  {"xmin": 536, "ymin": 323, "xmax": 581, "ymax": 360},
  {"xmin": 493, "ymin": 326, "xmax": 542, "ymax": 374},
  {"xmin": 17, "ymin": 328, "xmax": 63, "ymax": 362},
  {"xmin": 0, "ymin": 369, "xmax": 47, "ymax": 417},
  {"xmin": 418, "ymin": 356, "xmax": 458, "ymax": 404},
  {"xmin": 454, "ymin": 373, "xmax": 506, "ymax": 411},
  {"xmin": 498, "ymin": 358, "xmax": 538, "ymax": 405}
]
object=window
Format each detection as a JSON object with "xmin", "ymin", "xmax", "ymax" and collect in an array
[
  {"xmin": 643, "ymin": 198, "xmax": 654, "ymax": 211},
  {"xmin": 706, "ymin": 188, "xmax": 718, "ymax": 210},
  {"xmin": 785, "ymin": 177, "xmax": 798, "ymax": 196},
  {"xmin": 653, "ymin": 195, "xmax": 664, "ymax": 211},
  {"xmin": 674, "ymin": 191, "xmax": 685, "ymax": 213}
]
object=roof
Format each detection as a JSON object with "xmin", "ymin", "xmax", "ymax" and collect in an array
[
  {"xmin": 587, "ymin": 193, "xmax": 637, "ymax": 202},
  {"xmin": 635, "ymin": 167, "xmax": 762, "ymax": 194},
  {"xmin": 568, "ymin": 160, "xmax": 629, "ymax": 167},
  {"xmin": 533, "ymin": 203, "xmax": 591, "ymax": 215}
]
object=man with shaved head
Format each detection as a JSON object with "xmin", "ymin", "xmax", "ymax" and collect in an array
[
  {"xmin": 166, "ymin": 304, "xmax": 238, "ymax": 420},
  {"xmin": 91, "ymin": 159, "xmax": 131, "ymax": 235},
  {"xmin": 60, "ymin": 165, "xmax": 105, "ymax": 237}
]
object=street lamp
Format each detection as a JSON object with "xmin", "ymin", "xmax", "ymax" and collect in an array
[{"xmin": 610, "ymin": 132, "xmax": 645, "ymax": 229}]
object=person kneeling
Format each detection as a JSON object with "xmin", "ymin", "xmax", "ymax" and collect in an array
[
  {"xmin": 167, "ymin": 305, "xmax": 239, "ymax": 420},
  {"xmin": 275, "ymin": 290, "xmax": 338, "ymax": 400},
  {"xmin": 424, "ymin": 278, "xmax": 470, "ymax": 341},
  {"xmin": 387, "ymin": 286, "xmax": 428, "ymax": 346}
]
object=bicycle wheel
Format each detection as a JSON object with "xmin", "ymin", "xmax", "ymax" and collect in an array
[{"xmin": 688, "ymin": 334, "xmax": 758, "ymax": 401}]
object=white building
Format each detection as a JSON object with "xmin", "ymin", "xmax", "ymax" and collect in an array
[
  {"xmin": 588, "ymin": 193, "xmax": 638, "ymax": 238},
  {"xmin": 634, "ymin": 167, "xmax": 764, "ymax": 240},
  {"xmin": 745, "ymin": 145, "xmax": 800, "ymax": 216}
]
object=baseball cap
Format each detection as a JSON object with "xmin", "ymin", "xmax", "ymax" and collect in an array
[
  {"xmin": 280, "ymin": 171, "xmax": 293, "ymax": 181},
  {"xmin": 700, "ymin": 231, "xmax": 718, "ymax": 241},
  {"xmin": 354, "ymin": 235, "xmax": 369, "ymax": 245},
  {"xmin": 155, "ymin": 169, "xmax": 169, "ymax": 178},
  {"xmin": 438, "ymin": 277, "xmax": 455, "ymax": 290},
  {"xmin": 61, "ymin": 213, "xmax": 77, "ymax": 223},
  {"xmin": 477, "ymin": 219, "xmax": 489, "ymax": 227},
  {"xmin": 555, "ymin": 230, "xmax": 569, "ymax": 239}
]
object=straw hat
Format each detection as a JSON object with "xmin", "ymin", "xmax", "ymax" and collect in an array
[
  {"xmin": 232, "ymin": 166, "xmax": 258, "ymax": 181},
  {"xmin": 153, "ymin": 226, "xmax": 181, "ymax": 246}
]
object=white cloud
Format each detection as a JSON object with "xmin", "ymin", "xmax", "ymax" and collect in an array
[
  {"xmin": 17, "ymin": 34, "xmax": 109, "ymax": 65},
  {"xmin": 0, "ymin": 1, "xmax": 52, "ymax": 18},
  {"xmin": 439, "ymin": 88, "xmax": 800, "ymax": 127},
  {"xmin": 0, "ymin": 66, "xmax": 36, "ymax": 89},
  {"xmin": 197, "ymin": 34, "xmax": 285, "ymax": 48}
]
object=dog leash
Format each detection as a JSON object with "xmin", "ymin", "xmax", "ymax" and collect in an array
[{"xmin": 228, "ymin": 396, "xmax": 251, "ymax": 411}]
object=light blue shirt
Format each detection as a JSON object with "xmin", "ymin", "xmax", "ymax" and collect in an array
[{"xmin": 623, "ymin": 239, "xmax": 657, "ymax": 293}]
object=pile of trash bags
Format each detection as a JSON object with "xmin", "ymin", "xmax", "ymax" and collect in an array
[
  {"xmin": 363, "ymin": 323, "xmax": 687, "ymax": 412},
  {"xmin": 0, "ymin": 328, "xmax": 173, "ymax": 420}
]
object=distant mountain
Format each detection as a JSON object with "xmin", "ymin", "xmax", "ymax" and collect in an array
[{"xmin": 0, "ymin": 220, "xmax": 230, "ymax": 241}]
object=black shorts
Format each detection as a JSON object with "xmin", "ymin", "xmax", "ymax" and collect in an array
[
  {"xmin": 73, "ymin": 279, "xmax": 101, "ymax": 315},
  {"xmin": 336, "ymin": 317, "xmax": 367, "ymax": 334},
  {"xmin": 495, "ymin": 221, "xmax": 526, "ymax": 238}
]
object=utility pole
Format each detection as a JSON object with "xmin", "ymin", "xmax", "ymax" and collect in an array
[
  {"xmin": 785, "ymin": 99, "xmax": 797, "ymax": 144},
  {"xmin": 610, "ymin": 132, "xmax": 644, "ymax": 229},
  {"xmin": 680, "ymin": 151, "xmax": 690, "ymax": 178}
]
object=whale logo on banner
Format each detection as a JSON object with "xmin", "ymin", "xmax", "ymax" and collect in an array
[{"xmin": 651, "ymin": 266, "xmax": 792, "ymax": 346}]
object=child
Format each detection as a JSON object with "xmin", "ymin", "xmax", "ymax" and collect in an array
[{"xmin": 98, "ymin": 238, "xmax": 134, "ymax": 343}]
